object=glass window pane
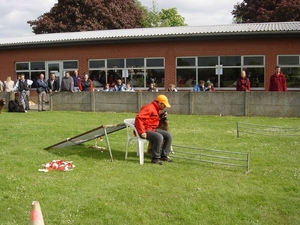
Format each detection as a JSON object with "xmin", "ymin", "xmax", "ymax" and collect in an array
[
  {"xmin": 220, "ymin": 68, "xmax": 241, "ymax": 87},
  {"xmin": 146, "ymin": 58, "xmax": 164, "ymax": 67},
  {"xmin": 278, "ymin": 56, "xmax": 299, "ymax": 65},
  {"xmin": 176, "ymin": 69, "xmax": 196, "ymax": 87},
  {"xmin": 281, "ymin": 67, "xmax": 300, "ymax": 88},
  {"xmin": 198, "ymin": 68, "xmax": 218, "ymax": 87},
  {"xmin": 107, "ymin": 69, "xmax": 122, "ymax": 86},
  {"xmin": 107, "ymin": 59, "xmax": 124, "ymax": 68},
  {"xmin": 244, "ymin": 68, "xmax": 265, "ymax": 88},
  {"xmin": 177, "ymin": 58, "xmax": 195, "ymax": 67},
  {"xmin": 147, "ymin": 69, "xmax": 164, "ymax": 87},
  {"xmin": 129, "ymin": 69, "xmax": 145, "ymax": 87},
  {"xmin": 198, "ymin": 57, "xmax": 218, "ymax": 66},
  {"xmin": 16, "ymin": 63, "xmax": 29, "ymax": 70},
  {"xmin": 126, "ymin": 58, "xmax": 144, "ymax": 68},
  {"xmin": 89, "ymin": 70, "xmax": 106, "ymax": 87},
  {"xmin": 89, "ymin": 60, "xmax": 105, "ymax": 68},
  {"xmin": 31, "ymin": 62, "xmax": 45, "ymax": 70},
  {"xmin": 30, "ymin": 72, "xmax": 41, "ymax": 88},
  {"xmin": 244, "ymin": 56, "xmax": 264, "ymax": 66},
  {"xmin": 63, "ymin": 61, "xmax": 78, "ymax": 69},
  {"xmin": 220, "ymin": 56, "xmax": 241, "ymax": 66}
]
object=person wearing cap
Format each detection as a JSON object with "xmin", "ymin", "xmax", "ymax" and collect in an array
[{"xmin": 135, "ymin": 95, "xmax": 173, "ymax": 165}]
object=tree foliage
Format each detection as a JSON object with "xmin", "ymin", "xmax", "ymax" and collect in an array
[
  {"xmin": 139, "ymin": 0, "xmax": 187, "ymax": 27},
  {"xmin": 27, "ymin": 0, "xmax": 144, "ymax": 34},
  {"xmin": 232, "ymin": 0, "xmax": 300, "ymax": 23}
]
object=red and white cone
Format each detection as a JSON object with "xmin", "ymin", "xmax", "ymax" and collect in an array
[{"xmin": 30, "ymin": 201, "xmax": 45, "ymax": 225}]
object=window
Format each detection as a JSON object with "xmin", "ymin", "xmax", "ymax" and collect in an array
[
  {"xmin": 16, "ymin": 63, "xmax": 29, "ymax": 70},
  {"xmin": 177, "ymin": 58, "xmax": 195, "ymax": 67},
  {"xmin": 31, "ymin": 62, "xmax": 45, "ymax": 70},
  {"xmin": 278, "ymin": 55, "xmax": 300, "ymax": 88},
  {"xmin": 198, "ymin": 57, "xmax": 218, "ymax": 67},
  {"xmin": 88, "ymin": 58, "xmax": 165, "ymax": 88},
  {"xmin": 15, "ymin": 60, "xmax": 78, "ymax": 88},
  {"xmin": 147, "ymin": 58, "xmax": 164, "ymax": 67},
  {"xmin": 126, "ymin": 58, "xmax": 144, "ymax": 68},
  {"xmin": 107, "ymin": 59, "xmax": 124, "ymax": 68},
  {"xmin": 89, "ymin": 60, "xmax": 105, "ymax": 68},
  {"xmin": 176, "ymin": 55, "xmax": 265, "ymax": 89}
]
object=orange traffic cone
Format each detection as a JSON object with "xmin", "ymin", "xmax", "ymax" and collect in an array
[{"xmin": 30, "ymin": 201, "xmax": 45, "ymax": 225}]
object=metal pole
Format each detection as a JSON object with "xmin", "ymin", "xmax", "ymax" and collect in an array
[{"xmin": 103, "ymin": 126, "xmax": 113, "ymax": 162}]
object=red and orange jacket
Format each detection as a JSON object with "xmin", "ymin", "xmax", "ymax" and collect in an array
[
  {"xmin": 269, "ymin": 73, "xmax": 287, "ymax": 91},
  {"xmin": 135, "ymin": 100, "xmax": 161, "ymax": 135}
]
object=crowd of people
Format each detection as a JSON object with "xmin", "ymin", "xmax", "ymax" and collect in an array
[{"xmin": 0, "ymin": 66, "xmax": 288, "ymax": 112}]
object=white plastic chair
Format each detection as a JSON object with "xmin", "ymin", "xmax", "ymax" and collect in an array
[{"xmin": 124, "ymin": 118, "xmax": 148, "ymax": 165}]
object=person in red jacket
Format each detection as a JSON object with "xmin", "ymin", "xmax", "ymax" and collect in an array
[
  {"xmin": 135, "ymin": 95, "xmax": 172, "ymax": 165},
  {"xmin": 269, "ymin": 66, "xmax": 287, "ymax": 92},
  {"xmin": 236, "ymin": 70, "xmax": 250, "ymax": 91},
  {"xmin": 79, "ymin": 72, "xmax": 93, "ymax": 91}
]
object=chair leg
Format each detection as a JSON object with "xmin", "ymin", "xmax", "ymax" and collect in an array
[
  {"xmin": 138, "ymin": 141, "xmax": 144, "ymax": 165},
  {"xmin": 125, "ymin": 141, "xmax": 130, "ymax": 159}
]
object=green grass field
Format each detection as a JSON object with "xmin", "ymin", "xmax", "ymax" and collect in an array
[{"xmin": 0, "ymin": 111, "xmax": 299, "ymax": 225}]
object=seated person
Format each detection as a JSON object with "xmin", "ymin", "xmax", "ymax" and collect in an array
[
  {"xmin": 167, "ymin": 83, "xmax": 178, "ymax": 92},
  {"xmin": 135, "ymin": 95, "xmax": 173, "ymax": 165},
  {"xmin": 102, "ymin": 83, "xmax": 112, "ymax": 91},
  {"xmin": 147, "ymin": 83, "xmax": 158, "ymax": 92},
  {"xmin": 124, "ymin": 82, "xmax": 135, "ymax": 92},
  {"xmin": 113, "ymin": 79, "xmax": 126, "ymax": 91},
  {"xmin": 193, "ymin": 80, "xmax": 205, "ymax": 92}
]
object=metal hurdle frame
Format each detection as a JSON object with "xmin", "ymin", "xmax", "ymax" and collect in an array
[
  {"xmin": 172, "ymin": 145, "xmax": 251, "ymax": 174},
  {"xmin": 236, "ymin": 122, "xmax": 300, "ymax": 138}
]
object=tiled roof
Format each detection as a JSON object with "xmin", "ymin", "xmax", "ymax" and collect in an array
[{"xmin": 0, "ymin": 21, "xmax": 300, "ymax": 47}]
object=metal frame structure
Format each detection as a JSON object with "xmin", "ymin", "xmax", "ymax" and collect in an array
[
  {"xmin": 172, "ymin": 145, "xmax": 250, "ymax": 174},
  {"xmin": 236, "ymin": 122, "xmax": 300, "ymax": 138},
  {"xmin": 44, "ymin": 123, "xmax": 126, "ymax": 162}
]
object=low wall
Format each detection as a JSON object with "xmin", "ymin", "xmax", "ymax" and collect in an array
[
  {"xmin": 1, "ymin": 91, "xmax": 298, "ymax": 117},
  {"xmin": 46, "ymin": 91, "xmax": 300, "ymax": 117}
]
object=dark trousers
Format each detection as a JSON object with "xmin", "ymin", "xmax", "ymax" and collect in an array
[{"xmin": 145, "ymin": 129, "xmax": 172, "ymax": 158}]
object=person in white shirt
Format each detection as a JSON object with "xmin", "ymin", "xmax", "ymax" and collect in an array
[
  {"xmin": 4, "ymin": 77, "xmax": 15, "ymax": 92},
  {"xmin": 124, "ymin": 82, "xmax": 135, "ymax": 92}
]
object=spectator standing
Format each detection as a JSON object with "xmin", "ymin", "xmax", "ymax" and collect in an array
[
  {"xmin": 167, "ymin": 84, "xmax": 178, "ymax": 92},
  {"xmin": 36, "ymin": 73, "xmax": 49, "ymax": 111},
  {"xmin": 269, "ymin": 66, "xmax": 287, "ymax": 92},
  {"xmin": 61, "ymin": 72, "xmax": 74, "ymax": 92},
  {"xmin": 236, "ymin": 70, "xmax": 250, "ymax": 91},
  {"xmin": 14, "ymin": 74, "xmax": 33, "ymax": 110},
  {"xmin": 135, "ymin": 95, "xmax": 173, "ymax": 165},
  {"xmin": 193, "ymin": 80, "xmax": 206, "ymax": 92},
  {"xmin": 79, "ymin": 72, "xmax": 93, "ymax": 91},
  {"xmin": 4, "ymin": 77, "xmax": 15, "ymax": 92},
  {"xmin": 147, "ymin": 83, "xmax": 158, "ymax": 92},
  {"xmin": 72, "ymin": 70, "xmax": 81, "ymax": 92},
  {"xmin": 47, "ymin": 73, "xmax": 60, "ymax": 93},
  {"xmin": 113, "ymin": 79, "xmax": 126, "ymax": 91}
]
